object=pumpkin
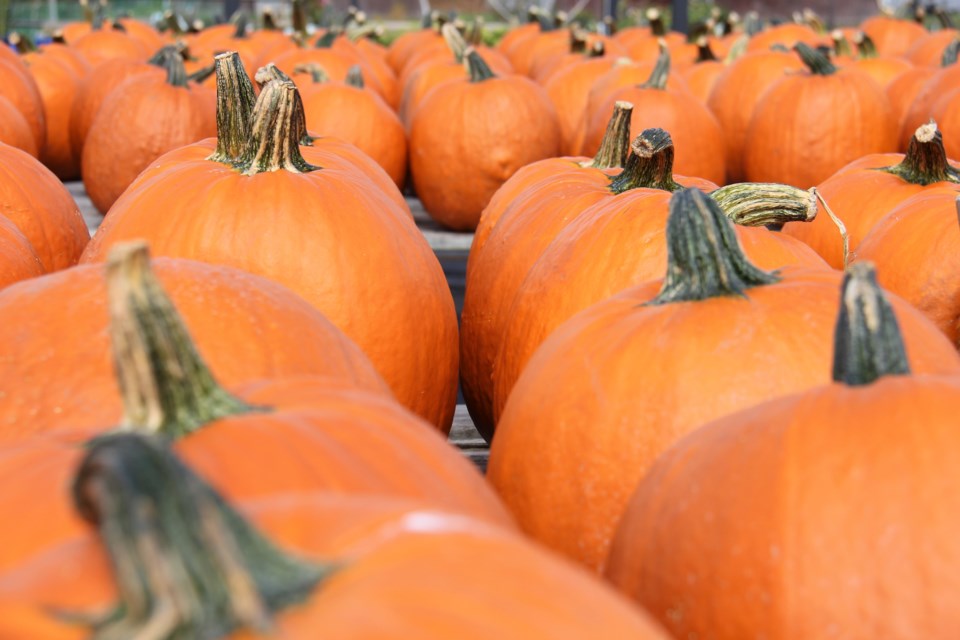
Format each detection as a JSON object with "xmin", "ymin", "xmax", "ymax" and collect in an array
[
  {"xmin": 886, "ymin": 65, "xmax": 938, "ymax": 132},
  {"xmin": 0, "ymin": 96, "xmax": 37, "ymax": 155},
  {"xmin": 387, "ymin": 15, "xmax": 444, "ymax": 73},
  {"xmin": 0, "ymin": 214, "xmax": 43, "ymax": 289},
  {"xmin": 861, "ymin": 12, "xmax": 927, "ymax": 57},
  {"xmin": 0, "ymin": 55, "xmax": 46, "ymax": 151},
  {"xmin": 681, "ymin": 36, "xmax": 726, "ymax": 102},
  {"xmin": 544, "ymin": 48, "xmax": 618, "ymax": 154},
  {"xmin": 80, "ymin": 61, "xmax": 459, "ymax": 433},
  {"xmin": 22, "ymin": 53, "xmax": 84, "ymax": 180},
  {"xmin": 486, "ymin": 188, "xmax": 960, "ymax": 572},
  {"xmin": 115, "ymin": 17, "xmax": 167, "ymax": 51},
  {"xmin": 746, "ymin": 22, "xmax": 824, "ymax": 52},
  {"xmin": 409, "ymin": 48, "xmax": 561, "ymax": 231},
  {"xmin": 0, "ymin": 143, "xmax": 88, "ymax": 271},
  {"xmin": 606, "ymin": 262, "xmax": 960, "ymax": 639},
  {"xmin": 617, "ymin": 8, "xmax": 696, "ymax": 65},
  {"xmin": 707, "ymin": 48, "xmax": 804, "ymax": 183},
  {"xmin": 744, "ymin": 44, "xmax": 897, "ymax": 188},
  {"xmin": 854, "ymin": 189, "xmax": 960, "ymax": 344},
  {"xmin": 81, "ymin": 48, "xmax": 215, "ymax": 214},
  {"xmin": 582, "ymin": 47, "xmax": 726, "ymax": 184},
  {"xmin": 327, "ymin": 32, "xmax": 401, "ymax": 109},
  {"xmin": 71, "ymin": 25, "xmax": 148, "ymax": 66},
  {"xmin": 905, "ymin": 28, "xmax": 960, "ymax": 67},
  {"xmin": 783, "ymin": 122, "xmax": 960, "ymax": 269},
  {"xmin": 0, "ymin": 433, "xmax": 666, "ymax": 640},
  {"xmin": 931, "ymin": 88, "xmax": 960, "ymax": 159},
  {"xmin": 293, "ymin": 64, "xmax": 407, "ymax": 189},
  {"xmin": 848, "ymin": 32, "xmax": 913, "ymax": 88},
  {"xmin": 900, "ymin": 40, "xmax": 960, "ymax": 149}
]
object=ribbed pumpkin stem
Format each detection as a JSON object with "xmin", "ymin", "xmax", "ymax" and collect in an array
[
  {"xmin": 648, "ymin": 188, "xmax": 781, "ymax": 306},
  {"xmin": 710, "ymin": 183, "xmax": 818, "ymax": 227},
  {"xmin": 609, "ymin": 128, "xmax": 682, "ymax": 194},
  {"xmin": 832, "ymin": 262, "xmax": 911, "ymax": 386},
  {"xmin": 346, "ymin": 64, "xmax": 364, "ymax": 87},
  {"xmin": 641, "ymin": 41, "xmax": 670, "ymax": 89},
  {"xmin": 883, "ymin": 122, "xmax": 960, "ymax": 185},
  {"xmin": 569, "ymin": 29, "xmax": 588, "ymax": 54},
  {"xmin": 157, "ymin": 46, "xmax": 189, "ymax": 87},
  {"xmin": 942, "ymin": 38, "xmax": 960, "ymax": 67},
  {"xmin": 442, "ymin": 22, "xmax": 468, "ymax": 63},
  {"xmin": 208, "ymin": 51, "xmax": 258, "ymax": 165},
  {"xmin": 188, "ymin": 62, "xmax": 216, "ymax": 83},
  {"xmin": 236, "ymin": 79, "xmax": 319, "ymax": 174},
  {"xmin": 73, "ymin": 433, "xmax": 327, "ymax": 640},
  {"xmin": 647, "ymin": 7, "xmax": 667, "ymax": 36},
  {"xmin": 854, "ymin": 31, "xmax": 878, "ymax": 59},
  {"xmin": 316, "ymin": 30, "xmax": 338, "ymax": 48},
  {"xmin": 294, "ymin": 63, "xmax": 330, "ymax": 84},
  {"xmin": 795, "ymin": 42, "xmax": 837, "ymax": 75},
  {"xmin": 106, "ymin": 242, "xmax": 254, "ymax": 439},
  {"xmin": 464, "ymin": 47, "xmax": 496, "ymax": 82},
  {"xmin": 832, "ymin": 29, "xmax": 853, "ymax": 58},
  {"xmin": 586, "ymin": 101, "xmax": 633, "ymax": 169},
  {"xmin": 254, "ymin": 64, "xmax": 315, "ymax": 147}
]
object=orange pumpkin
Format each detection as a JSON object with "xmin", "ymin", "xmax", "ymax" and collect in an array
[
  {"xmin": 861, "ymin": 12, "xmax": 927, "ymax": 57},
  {"xmin": 544, "ymin": 50, "xmax": 618, "ymax": 154},
  {"xmin": 71, "ymin": 25, "xmax": 148, "ymax": 66},
  {"xmin": 746, "ymin": 22, "xmax": 824, "ymax": 52},
  {"xmin": 886, "ymin": 64, "xmax": 939, "ymax": 132},
  {"xmin": 0, "ymin": 214, "xmax": 43, "ymax": 289},
  {"xmin": 0, "ymin": 96, "xmax": 37, "ymax": 155},
  {"xmin": 905, "ymin": 28, "xmax": 960, "ymax": 67},
  {"xmin": 487, "ymin": 188, "xmax": 960, "ymax": 572},
  {"xmin": 606, "ymin": 263, "xmax": 960, "ymax": 639},
  {"xmin": 0, "ymin": 54, "xmax": 46, "ymax": 151},
  {"xmin": 899, "ymin": 41, "xmax": 960, "ymax": 149},
  {"xmin": 848, "ymin": 32, "xmax": 913, "ymax": 88},
  {"xmin": 931, "ymin": 88, "xmax": 960, "ymax": 159},
  {"xmin": 22, "ymin": 53, "xmax": 84, "ymax": 179}
]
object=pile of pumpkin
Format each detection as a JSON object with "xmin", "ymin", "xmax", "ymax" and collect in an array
[{"xmin": 2, "ymin": 2, "xmax": 960, "ymax": 638}]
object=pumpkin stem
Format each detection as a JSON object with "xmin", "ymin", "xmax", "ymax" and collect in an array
[
  {"xmin": 794, "ymin": 42, "xmax": 838, "ymax": 75},
  {"xmin": 73, "ymin": 433, "xmax": 329, "ymax": 640},
  {"xmin": 882, "ymin": 122, "xmax": 960, "ymax": 185},
  {"xmin": 346, "ymin": 64, "xmax": 364, "ymax": 88},
  {"xmin": 832, "ymin": 262, "xmax": 911, "ymax": 386},
  {"xmin": 710, "ymin": 183, "xmax": 818, "ymax": 227},
  {"xmin": 106, "ymin": 242, "xmax": 255, "ymax": 439},
  {"xmin": 587, "ymin": 40, "xmax": 605, "ymax": 58},
  {"xmin": 157, "ymin": 46, "xmax": 189, "ymax": 88},
  {"xmin": 725, "ymin": 34, "xmax": 749, "ymax": 63},
  {"xmin": 603, "ymin": 15, "xmax": 616, "ymax": 35},
  {"xmin": 647, "ymin": 188, "xmax": 781, "ymax": 306},
  {"xmin": 294, "ymin": 62, "xmax": 330, "ymax": 84},
  {"xmin": 187, "ymin": 62, "xmax": 216, "ymax": 84},
  {"xmin": 646, "ymin": 7, "xmax": 667, "ymax": 36},
  {"xmin": 261, "ymin": 9, "xmax": 279, "ymax": 31},
  {"xmin": 208, "ymin": 52, "xmax": 258, "ymax": 165},
  {"xmin": 609, "ymin": 128, "xmax": 682, "ymax": 194},
  {"xmin": 316, "ymin": 30, "xmax": 338, "ymax": 48},
  {"xmin": 442, "ymin": 22, "xmax": 469, "ymax": 63},
  {"xmin": 802, "ymin": 8, "xmax": 827, "ymax": 34},
  {"xmin": 854, "ymin": 31, "xmax": 878, "ymax": 59},
  {"xmin": 942, "ymin": 38, "xmax": 960, "ymax": 67},
  {"xmin": 235, "ymin": 79, "xmax": 319, "ymax": 175},
  {"xmin": 8, "ymin": 32, "xmax": 36, "ymax": 54},
  {"xmin": 831, "ymin": 29, "xmax": 853, "ymax": 58},
  {"xmin": 464, "ymin": 47, "xmax": 496, "ymax": 82},
  {"xmin": 695, "ymin": 36, "xmax": 718, "ymax": 62},
  {"xmin": 291, "ymin": 0, "xmax": 307, "ymax": 36},
  {"xmin": 254, "ymin": 64, "xmax": 315, "ymax": 147},
  {"xmin": 569, "ymin": 29, "xmax": 589, "ymax": 54},
  {"xmin": 585, "ymin": 101, "xmax": 633, "ymax": 170},
  {"xmin": 641, "ymin": 40, "xmax": 670, "ymax": 89}
]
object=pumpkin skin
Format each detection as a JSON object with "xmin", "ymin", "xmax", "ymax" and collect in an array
[
  {"xmin": 0, "ymin": 54, "xmax": 46, "ymax": 150},
  {"xmin": 931, "ymin": 88, "xmax": 960, "ymax": 159},
  {"xmin": 854, "ymin": 189, "xmax": 960, "ymax": 344},
  {"xmin": 387, "ymin": 26, "xmax": 443, "ymax": 73},
  {"xmin": 899, "ymin": 65, "xmax": 960, "ymax": 150},
  {"xmin": 81, "ymin": 57, "xmax": 216, "ymax": 214},
  {"xmin": 861, "ymin": 14, "xmax": 927, "ymax": 57},
  {"xmin": 0, "ymin": 214, "xmax": 43, "ymax": 289},
  {"xmin": 0, "ymin": 96, "xmax": 37, "ymax": 155},
  {"xmin": 545, "ymin": 56, "xmax": 618, "ymax": 155},
  {"xmin": 70, "ymin": 28, "xmax": 147, "ymax": 66},
  {"xmin": 22, "ymin": 53, "xmax": 84, "ymax": 180},
  {"xmin": 782, "ymin": 123, "xmax": 960, "ymax": 269},
  {"xmin": 707, "ymin": 50, "xmax": 805, "ymax": 183},
  {"xmin": 744, "ymin": 45, "xmax": 897, "ymax": 189},
  {"xmin": 906, "ymin": 29, "xmax": 960, "ymax": 67},
  {"xmin": 410, "ymin": 51, "xmax": 561, "ymax": 231},
  {"xmin": 487, "ymin": 189, "xmax": 960, "ymax": 573},
  {"xmin": 746, "ymin": 23, "xmax": 824, "ymax": 52},
  {"xmin": 0, "ymin": 143, "xmax": 89, "ymax": 272}
]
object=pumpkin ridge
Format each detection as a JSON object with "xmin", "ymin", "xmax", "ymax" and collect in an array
[{"xmin": 878, "ymin": 122, "xmax": 960, "ymax": 185}]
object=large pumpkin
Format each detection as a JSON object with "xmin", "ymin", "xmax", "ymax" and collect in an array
[
  {"xmin": 0, "ymin": 96, "xmax": 37, "ymax": 155},
  {"xmin": 606, "ymin": 263, "xmax": 960, "ymax": 639},
  {"xmin": 0, "ymin": 48, "xmax": 47, "ymax": 150},
  {"xmin": 22, "ymin": 52, "xmax": 85, "ymax": 180},
  {"xmin": 487, "ymin": 188, "xmax": 960, "ymax": 573},
  {"xmin": 80, "ymin": 58, "xmax": 459, "ymax": 433}
]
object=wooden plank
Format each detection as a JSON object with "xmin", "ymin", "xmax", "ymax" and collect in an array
[{"xmin": 449, "ymin": 404, "xmax": 489, "ymax": 473}]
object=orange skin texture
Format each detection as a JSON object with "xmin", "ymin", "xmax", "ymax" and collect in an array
[
  {"xmin": 296, "ymin": 80, "xmax": 408, "ymax": 190},
  {"xmin": 70, "ymin": 30, "xmax": 147, "ymax": 67},
  {"xmin": 782, "ymin": 152, "xmax": 960, "ymax": 269},
  {"xmin": 544, "ymin": 56, "xmax": 618, "ymax": 155},
  {"xmin": 0, "ymin": 57, "xmax": 46, "ymax": 151},
  {"xmin": 886, "ymin": 65, "xmax": 937, "ymax": 133},
  {"xmin": 932, "ymin": 88, "xmax": 960, "ymax": 159},
  {"xmin": 79, "ymin": 144, "xmax": 459, "ymax": 433},
  {"xmin": 529, "ymin": 36, "xmax": 626, "ymax": 83},
  {"xmin": 497, "ymin": 22, "xmax": 539, "ymax": 55},
  {"xmin": 606, "ymin": 375, "xmax": 960, "ymax": 639},
  {"xmin": 862, "ymin": 14, "xmax": 928, "ymax": 56},
  {"xmin": 69, "ymin": 59, "xmax": 162, "ymax": 159},
  {"xmin": 0, "ymin": 381, "xmax": 514, "ymax": 574},
  {"xmin": 583, "ymin": 87, "xmax": 727, "ymax": 185},
  {"xmin": 23, "ymin": 54, "xmax": 83, "ymax": 180},
  {"xmin": 746, "ymin": 23, "xmax": 826, "ymax": 53},
  {"xmin": 854, "ymin": 189, "xmax": 960, "ymax": 344},
  {"xmin": 0, "ymin": 495, "xmax": 667, "ymax": 640},
  {"xmin": 410, "ymin": 75, "xmax": 561, "ymax": 231},
  {"xmin": 906, "ymin": 29, "xmax": 960, "ymax": 67},
  {"xmin": 744, "ymin": 67, "xmax": 897, "ymax": 189},
  {"xmin": 487, "ymin": 267, "xmax": 960, "ymax": 573},
  {"xmin": 0, "ymin": 214, "xmax": 43, "ymax": 289},
  {"xmin": 510, "ymin": 29, "xmax": 570, "ymax": 76},
  {"xmin": 492, "ymin": 194, "xmax": 827, "ymax": 424},
  {"xmin": 330, "ymin": 36, "xmax": 401, "ymax": 109},
  {"xmin": 0, "ymin": 258, "xmax": 391, "ymax": 444},
  {"xmin": 621, "ymin": 33, "xmax": 694, "ymax": 65},
  {"xmin": 82, "ymin": 75, "xmax": 216, "ymax": 214},
  {"xmin": 387, "ymin": 28, "xmax": 443, "ymax": 73},
  {"xmin": 35, "ymin": 43, "xmax": 91, "ymax": 76},
  {"xmin": 583, "ymin": 60, "xmax": 690, "ymax": 119},
  {"xmin": 848, "ymin": 55, "xmax": 913, "ymax": 88},
  {"xmin": 0, "ymin": 143, "xmax": 88, "ymax": 272},
  {"xmin": 0, "ymin": 96, "xmax": 37, "ymax": 156},
  {"xmin": 682, "ymin": 59, "xmax": 725, "ymax": 103},
  {"xmin": 275, "ymin": 49, "xmax": 392, "ymax": 106},
  {"xmin": 900, "ymin": 65, "xmax": 960, "ymax": 149},
  {"xmin": 707, "ymin": 51, "xmax": 804, "ymax": 183},
  {"xmin": 116, "ymin": 18, "xmax": 167, "ymax": 51}
]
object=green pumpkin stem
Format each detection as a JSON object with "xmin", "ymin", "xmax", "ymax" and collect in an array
[
  {"xmin": 232, "ymin": 11, "xmax": 249, "ymax": 39},
  {"xmin": 832, "ymin": 262, "xmax": 911, "ymax": 386},
  {"xmin": 587, "ymin": 40, "xmax": 605, "ymax": 58},
  {"xmin": 832, "ymin": 29, "xmax": 853, "ymax": 58},
  {"xmin": 236, "ymin": 79, "xmax": 319, "ymax": 174},
  {"xmin": 346, "ymin": 65, "xmax": 364, "ymax": 88},
  {"xmin": 294, "ymin": 62, "xmax": 330, "ymax": 84},
  {"xmin": 586, "ymin": 101, "xmax": 633, "ymax": 170},
  {"xmin": 646, "ymin": 7, "xmax": 667, "ymax": 36},
  {"xmin": 157, "ymin": 46, "xmax": 189, "ymax": 88},
  {"xmin": 442, "ymin": 22, "xmax": 468, "ymax": 63},
  {"xmin": 854, "ymin": 31, "xmax": 878, "ymax": 59},
  {"xmin": 795, "ymin": 42, "xmax": 837, "ymax": 75},
  {"xmin": 710, "ymin": 183, "xmax": 818, "ymax": 227},
  {"xmin": 315, "ymin": 30, "xmax": 338, "ymax": 48},
  {"xmin": 74, "ymin": 433, "xmax": 328, "ymax": 640},
  {"xmin": 569, "ymin": 29, "xmax": 588, "ymax": 54},
  {"xmin": 695, "ymin": 36, "xmax": 718, "ymax": 62},
  {"xmin": 464, "ymin": 47, "xmax": 496, "ymax": 82},
  {"xmin": 254, "ymin": 64, "xmax": 314, "ymax": 147},
  {"xmin": 609, "ymin": 128, "xmax": 682, "ymax": 194},
  {"xmin": 106, "ymin": 242, "xmax": 255, "ymax": 439},
  {"xmin": 187, "ymin": 62, "xmax": 216, "ymax": 84},
  {"xmin": 261, "ymin": 9, "xmax": 279, "ymax": 31},
  {"xmin": 882, "ymin": 122, "xmax": 960, "ymax": 185},
  {"xmin": 641, "ymin": 41, "xmax": 670, "ymax": 89},
  {"xmin": 208, "ymin": 52, "xmax": 258, "ymax": 165},
  {"xmin": 647, "ymin": 188, "xmax": 781, "ymax": 306},
  {"xmin": 942, "ymin": 38, "xmax": 960, "ymax": 67}
]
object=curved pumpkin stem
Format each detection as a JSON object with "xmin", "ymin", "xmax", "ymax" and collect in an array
[
  {"xmin": 255, "ymin": 64, "xmax": 315, "ymax": 148},
  {"xmin": 883, "ymin": 122, "xmax": 960, "ymax": 185},
  {"xmin": 464, "ymin": 47, "xmax": 496, "ymax": 82},
  {"xmin": 8, "ymin": 32, "xmax": 37, "ymax": 54},
  {"xmin": 942, "ymin": 38, "xmax": 960, "ymax": 67},
  {"xmin": 236, "ymin": 79, "xmax": 319, "ymax": 174},
  {"xmin": 831, "ymin": 30, "xmax": 853, "ymax": 58},
  {"xmin": 208, "ymin": 52, "xmax": 258, "ymax": 165},
  {"xmin": 710, "ymin": 183, "xmax": 818, "ymax": 227},
  {"xmin": 609, "ymin": 128, "xmax": 682, "ymax": 194},
  {"xmin": 441, "ymin": 22, "xmax": 468, "ymax": 63},
  {"xmin": 106, "ymin": 242, "xmax": 255, "ymax": 438},
  {"xmin": 640, "ymin": 40, "xmax": 670, "ymax": 89},
  {"xmin": 569, "ymin": 28, "xmax": 589, "ymax": 54},
  {"xmin": 854, "ymin": 31, "xmax": 878, "ymax": 59},
  {"xmin": 73, "ymin": 433, "xmax": 328, "ymax": 640},
  {"xmin": 832, "ymin": 262, "xmax": 911, "ymax": 386},
  {"xmin": 647, "ymin": 188, "xmax": 781, "ymax": 306},
  {"xmin": 346, "ymin": 64, "xmax": 364, "ymax": 88},
  {"xmin": 584, "ymin": 101, "xmax": 633, "ymax": 170},
  {"xmin": 156, "ymin": 46, "xmax": 189, "ymax": 88},
  {"xmin": 587, "ymin": 40, "xmax": 605, "ymax": 58},
  {"xmin": 795, "ymin": 42, "xmax": 838, "ymax": 75},
  {"xmin": 293, "ymin": 63, "xmax": 330, "ymax": 84}
]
